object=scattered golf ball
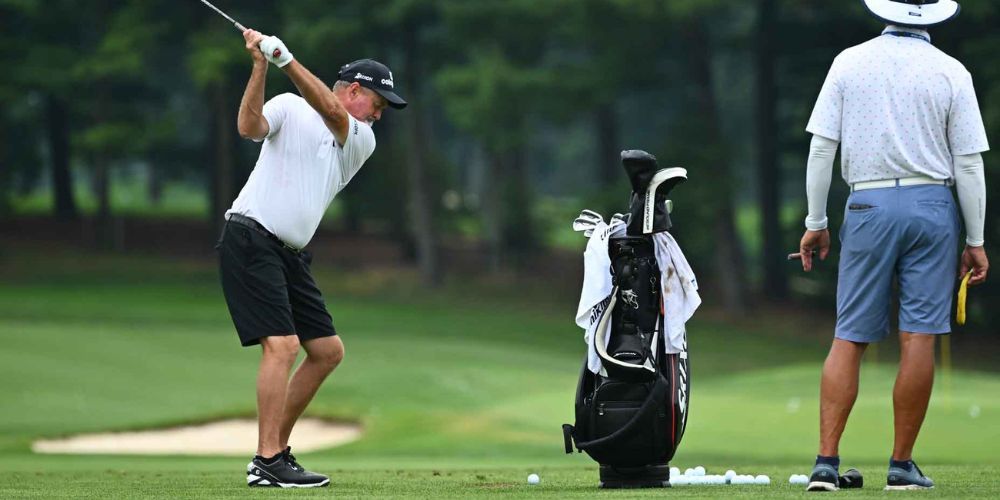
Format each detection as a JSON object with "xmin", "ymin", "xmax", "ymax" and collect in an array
[
  {"xmin": 789, "ymin": 474, "xmax": 809, "ymax": 485},
  {"xmin": 527, "ymin": 473, "xmax": 539, "ymax": 485},
  {"xmin": 754, "ymin": 474, "xmax": 770, "ymax": 485},
  {"xmin": 670, "ymin": 475, "xmax": 689, "ymax": 486},
  {"xmin": 693, "ymin": 465, "xmax": 706, "ymax": 476},
  {"xmin": 724, "ymin": 470, "xmax": 737, "ymax": 484},
  {"xmin": 670, "ymin": 466, "xmax": 681, "ymax": 478},
  {"xmin": 684, "ymin": 468, "xmax": 696, "ymax": 477}
]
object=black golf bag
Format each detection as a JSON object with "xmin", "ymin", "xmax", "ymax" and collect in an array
[{"xmin": 563, "ymin": 150, "xmax": 691, "ymax": 488}]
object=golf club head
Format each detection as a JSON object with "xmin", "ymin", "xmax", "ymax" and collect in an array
[
  {"xmin": 573, "ymin": 209, "xmax": 605, "ymax": 235},
  {"xmin": 620, "ymin": 150, "xmax": 687, "ymax": 235}
]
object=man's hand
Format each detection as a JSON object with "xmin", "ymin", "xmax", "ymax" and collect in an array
[
  {"xmin": 260, "ymin": 36, "xmax": 294, "ymax": 68},
  {"xmin": 959, "ymin": 245, "xmax": 989, "ymax": 286},
  {"xmin": 799, "ymin": 229, "xmax": 831, "ymax": 272},
  {"xmin": 242, "ymin": 29, "xmax": 267, "ymax": 66}
]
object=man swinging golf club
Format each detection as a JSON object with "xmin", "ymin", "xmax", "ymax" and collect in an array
[
  {"xmin": 798, "ymin": 0, "xmax": 988, "ymax": 491},
  {"xmin": 216, "ymin": 28, "xmax": 406, "ymax": 488}
]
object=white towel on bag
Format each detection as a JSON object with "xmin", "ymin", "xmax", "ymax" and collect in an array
[{"xmin": 575, "ymin": 221, "xmax": 699, "ymax": 373}]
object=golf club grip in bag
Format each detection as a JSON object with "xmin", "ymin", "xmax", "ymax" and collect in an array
[{"xmin": 563, "ymin": 237, "xmax": 690, "ymax": 468}]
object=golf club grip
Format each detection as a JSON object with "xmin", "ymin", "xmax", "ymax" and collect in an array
[{"xmin": 234, "ymin": 22, "xmax": 246, "ymax": 32}]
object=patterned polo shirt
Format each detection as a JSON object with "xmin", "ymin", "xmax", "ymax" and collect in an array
[{"xmin": 807, "ymin": 26, "xmax": 990, "ymax": 184}]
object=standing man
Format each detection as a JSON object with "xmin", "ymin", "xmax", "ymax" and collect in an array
[
  {"xmin": 798, "ymin": 0, "xmax": 988, "ymax": 492},
  {"xmin": 217, "ymin": 29, "xmax": 406, "ymax": 488}
]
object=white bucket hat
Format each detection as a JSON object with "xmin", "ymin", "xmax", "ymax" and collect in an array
[{"xmin": 862, "ymin": 0, "xmax": 961, "ymax": 28}]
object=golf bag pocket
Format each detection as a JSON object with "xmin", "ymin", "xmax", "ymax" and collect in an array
[{"xmin": 572, "ymin": 372, "xmax": 670, "ymax": 467}]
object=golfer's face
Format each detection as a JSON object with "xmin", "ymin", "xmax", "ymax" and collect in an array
[{"xmin": 356, "ymin": 88, "xmax": 388, "ymax": 125}]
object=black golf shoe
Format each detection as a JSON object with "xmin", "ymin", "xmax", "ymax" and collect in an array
[
  {"xmin": 246, "ymin": 449, "xmax": 329, "ymax": 488},
  {"xmin": 838, "ymin": 468, "xmax": 863, "ymax": 489}
]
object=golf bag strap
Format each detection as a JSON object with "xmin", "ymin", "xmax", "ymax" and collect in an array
[
  {"xmin": 572, "ymin": 373, "xmax": 670, "ymax": 454},
  {"xmin": 562, "ymin": 424, "xmax": 576, "ymax": 454}
]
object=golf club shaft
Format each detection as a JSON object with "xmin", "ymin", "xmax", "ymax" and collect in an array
[{"xmin": 198, "ymin": 0, "xmax": 246, "ymax": 32}]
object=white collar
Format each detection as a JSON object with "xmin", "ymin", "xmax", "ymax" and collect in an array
[{"xmin": 882, "ymin": 25, "xmax": 932, "ymax": 43}]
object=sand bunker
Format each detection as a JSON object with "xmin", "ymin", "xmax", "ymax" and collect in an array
[{"xmin": 32, "ymin": 418, "xmax": 361, "ymax": 456}]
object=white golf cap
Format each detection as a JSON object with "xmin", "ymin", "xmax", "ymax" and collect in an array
[{"xmin": 862, "ymin": 0, "xmax": 961, "ymax": 28}]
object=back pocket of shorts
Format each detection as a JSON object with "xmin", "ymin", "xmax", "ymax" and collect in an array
[{"xmin": 915, "ymin": 199, "xmax": 956, "ymax": 229}]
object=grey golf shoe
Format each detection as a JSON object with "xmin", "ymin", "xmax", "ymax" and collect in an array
[
  {"xmin": 885, "ymin": 461, "xmax": 934, "ymax": 490},
  {"xmin": 806, "ymin": 463, "xmax": 840, "ymax": 492}
]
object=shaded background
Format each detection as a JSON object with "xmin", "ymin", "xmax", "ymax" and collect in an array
[
  {"xmin": 0, "ymin": 2, "xmax": 998, "ymax": 492},
  {"xmin": 2, "ymin": 0, "xmax": 997, "ymax": 329}
]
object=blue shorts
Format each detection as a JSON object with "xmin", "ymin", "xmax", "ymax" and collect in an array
[{"xmin": 835, "ymin": 185, "xmax": 959, "ymax": 343}]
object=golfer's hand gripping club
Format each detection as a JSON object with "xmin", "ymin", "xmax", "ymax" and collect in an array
[
  {"xmin": 242, "ymin": 29, "xmax": 267, "ymax": 65},
  {"xmin": 260, "ymin": 36, "xmax": 294, "ymax": 68}
]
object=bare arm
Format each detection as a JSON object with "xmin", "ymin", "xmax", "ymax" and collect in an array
[
  {"xmin": 281, "ymin": 60, "xmax": 349, "ymax": 145},
  {"xmin": 237, "ymin": 29, "xmax": 270, "ymax": 141}
]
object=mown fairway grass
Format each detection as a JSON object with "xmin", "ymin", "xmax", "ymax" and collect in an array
[{"xmin": 0, "ymin": 249, "xmax": 997, "ymax": 498}]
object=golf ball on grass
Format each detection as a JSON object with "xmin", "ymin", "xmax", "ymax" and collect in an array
[
  {"xmin": 527, "ymin": 473, "xmax": 539, "ymax": 485},
  {"xmin": 754, "ymin": 475, "xmax": 770, "ymax": 485},
  {"xmin": 693, "ymin": 466, "xmax": 706, "ymax": 476},
  {"xmin": 789, "ymin": 474, "xmax": 809, "ymax": 485}
]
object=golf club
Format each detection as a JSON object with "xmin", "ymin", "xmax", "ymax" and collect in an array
[{"xmin": 198, "ymin": 0, "xmax": 246, "ymax": 32}]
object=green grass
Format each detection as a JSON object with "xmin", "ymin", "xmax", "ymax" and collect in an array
[{"xmin": 0, "ymin": 248, "xmax": 997, "ymax": 498}]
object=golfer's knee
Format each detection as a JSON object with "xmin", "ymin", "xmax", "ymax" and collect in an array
[
  {"xmin": 309, "ymin": 338, "xmax": 344, "ymax": 371},
  {"xmin": 898, "ymin": 331, "xmax": 935, "ymax": 355},
  {"xmin": 261, "ymin": 335, "xmax": 300, "ymax": 363}
]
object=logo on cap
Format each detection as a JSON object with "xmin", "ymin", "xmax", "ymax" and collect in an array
[{"xmin": 354, "ymin": 72, "xmax": 374, "ymax": 82}]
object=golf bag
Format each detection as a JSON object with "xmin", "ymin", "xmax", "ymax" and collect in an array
[{"xmin": 563, "ymin": 150, "xmax": 691, "ymax": 488}]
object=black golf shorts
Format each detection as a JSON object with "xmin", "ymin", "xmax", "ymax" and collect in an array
[{"xmin": 217, "ymin": 220, "xmax": 337, "ymax": 347}]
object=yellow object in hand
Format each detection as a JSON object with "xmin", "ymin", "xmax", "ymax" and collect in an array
[{"xmin": 956, "ymin": 270, "xmax": 972, "ymax": 325}]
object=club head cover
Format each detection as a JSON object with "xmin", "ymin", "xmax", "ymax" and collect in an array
[{"xmin": 621, "ymin": 150, "xmax": 687, "ymax": 236}]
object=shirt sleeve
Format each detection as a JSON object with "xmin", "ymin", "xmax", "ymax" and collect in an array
[
  {"xmin": 337, "ymin": 115, "xmax": 377, "ymax": 183},
  {"xmin": 954, "ymin": 153, "xmax": 986, "ymax": 246},
  {"xmin": 948, "ymin": 71, "xmax": 990, "ymax": 156},
  {"xmin": 805, "ymin": 56, "xmax": 844, "ymax": 142},
  {"xmin": 804, "ymin": 135, "xmax": 839, "ymax": 231},
  {"xmin": 253, "ymin": 93, "xmax": 295, "ymax": 143}
]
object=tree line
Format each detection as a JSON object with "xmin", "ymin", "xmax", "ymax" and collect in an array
[{"xmin": 1, "ymin": 0, "xmax": 997, "ymax": 329}]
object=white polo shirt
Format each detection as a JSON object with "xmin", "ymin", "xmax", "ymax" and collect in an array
[
  {"xmin": 807, "ymin": 26, "xmax": 990, "ymax": 184},
  {"xmin": 226, "ymin": 93, "xmax": 376, "ymax": 249}
]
